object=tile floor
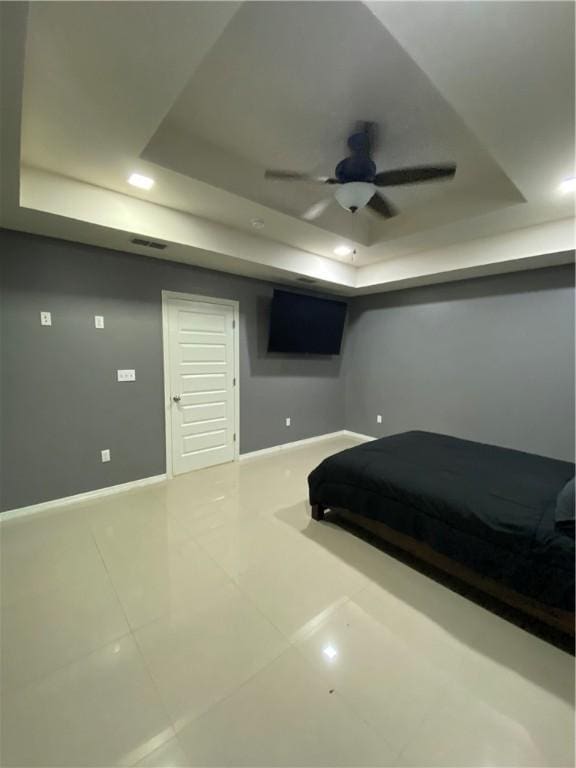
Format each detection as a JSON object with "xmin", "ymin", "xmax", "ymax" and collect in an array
[{"xmin": 1, "ymin": 436, "xmax": 574, "ymax": 767}]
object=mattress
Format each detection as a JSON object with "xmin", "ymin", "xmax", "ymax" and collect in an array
[{"xmin": 308, "ymin": 431, "xmax": 575, "ymax": 611}]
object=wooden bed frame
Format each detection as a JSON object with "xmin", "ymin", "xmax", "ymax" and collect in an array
[{"xmin": 311, "ymin": 504, "xmax": 575, "ymax": 638}]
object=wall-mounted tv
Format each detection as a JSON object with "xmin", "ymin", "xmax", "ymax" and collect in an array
[{"xmin": 268, "ymin": 289, "xmax": 347, "ymax": 355}]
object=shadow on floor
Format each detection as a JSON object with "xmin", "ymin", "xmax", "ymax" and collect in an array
[{"xmin": 275, "ymin": 503, "xmax": 575, "ymax": 705}]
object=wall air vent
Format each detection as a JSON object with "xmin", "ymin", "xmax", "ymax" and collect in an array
[
  {"xmin": 296, "ymin": 276, "xmax": 317, "ymax": 284},
  {"xmin": 130, "ymin": 237, "xmax": 167, "ymax": 250}
]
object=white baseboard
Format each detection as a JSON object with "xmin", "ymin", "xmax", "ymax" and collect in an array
[
  {"xmin": 1, "ymin": 432, "xmax": 376, "ymax": 520},
  {"xmin": 239, "ymin": 429, "xmax": 373, "ymax": 462},
  {"xmin": 340, "ymin": 430, "xmax": 376, "ymax": 443},
  {"xmin": 0, "ymin": 474, "xmax": 167, "ymax": 522}
]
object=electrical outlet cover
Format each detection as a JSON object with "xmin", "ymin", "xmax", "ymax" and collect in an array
[
  {"xmin": 40, "ymin": 311, "xmax": 52, "ymax": 326},
  {"xmin": 101, "ymin": 449, "xmax": 111, "ymax": 463},
  {"xmin": 95, "ymin": 315, "xmax": 104, "ymax": 329}
]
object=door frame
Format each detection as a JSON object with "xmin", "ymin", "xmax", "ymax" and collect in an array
[{"xmin": 161, "ymin": 290, "xmax": 240, "ymax": 480}]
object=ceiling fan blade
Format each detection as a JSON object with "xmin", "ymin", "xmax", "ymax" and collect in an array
[
  {"xmin": 265, "ymin": 170, "xmax": 336, "ymax": 184},
  {"xmin": 366, "ymin": 193, "xmax": 397, "ymax": 219},
  {"xmin": 302, "ymin": 198, "xmax": 332, "ymax": 221},
  {"xmin": 374, "ymin": 164, "xmax": 456, "ymax": 187}
]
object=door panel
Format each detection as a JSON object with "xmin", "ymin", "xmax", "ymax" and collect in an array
[
  {"xmin": 177, "ymin": 309, "xmax": 226, "ymax": 333},
  {"xmin": 168, "ymin": 298, "xmax": 236, "ymax": 475},
  {"xmin": 181, "ymin": 372, "xmax": 227, "ymax": 393},
  {"xmin": 181, "ymin": 402, "xmax": 227, "ymax": 424},
  {"xmin": 180, "ymin": 343, "xmax": 227, "ymax": 363},
  {"xmin": 183, "ymin": 429, "xmax": 226, "ymax": 453}
]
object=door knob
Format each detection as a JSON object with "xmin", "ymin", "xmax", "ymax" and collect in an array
[{"xmin": 172, "ymin": 395, "xmax": 181, "ymax": 403}]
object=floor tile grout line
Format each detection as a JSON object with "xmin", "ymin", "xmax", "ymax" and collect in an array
[
  {"xmin": 290, "ymin": 589, "xmax": 471, "ymax": 765},
  {"xmin": 169, "ymin": 617, "xmax": 392, "ymax": 751},
  {"xmin": 0, "ymin": 507, "xmax": 107, "ymax": 610},
  {"xmin": 124, "ymin": 731, "xmax": 191, "ymax": 768},
  {"xmin": 86, "ymin": 516, "xmax": 180, "ymax": 763},
  {"xmin": 94, "ymin": 494, "xmax": 360, "ymax": 753},
  {"xmin": 121, "ymin": 723, "xmax": 180, "ymax": 768},
  {"xmin": 171, "ymin": 460, "xmax": 353, "ymax": 684},
  {"xmin": 287, "ymin": 595, "xmax": 353, "ymax": 646},
  {"xmin": 119, "ymin": 533, "xmax": 385, "ymax": 753},
  {"xmin": 0, "ymin": 619, "xmax": 132, "ymax": 703},
  {"xmin": 86, "ymin": 515, "xmax": 139, "ymax": 637},
  {"xmin": 166, "ymin": 626, "xmax": 402, "ymax": 768},
  {"xmin": 284, "ymin": 602, "xmax": 404, "ymax": 765},
  {"xmin": 113, "ymin": 521, "xmax": 291, "ymax": 638},
  {"xmin": 1, "ymin": 517, "xmax": 136, "ymax": 697},
  {"xmin": 81, "ymin": 490, "xmax": 208, "ymax": 633},
  {"xmin": 0, "ymin": 624, "xmax": 134, "ymax": 701},
  {"xmin": 189, "ymin": 517, "xmax": 302, "ymax": 644},
  {"xmin": 288, "ymin": 642, "xmax": 402, "ymax": 765},
  {"xmin": 187, "ymin": 488, "xmax": 374, "ymax": 647},
  {"xmin": 114, "ymin": 527, "xmax": 290, "ymax": 750},
  {"xmin": 395, "ymin": 653, "xmax": 469, "ymax": 765},
  {"xmin": 142, "ymin": 554, "xmax": 402, "ymax": 763},
  {"xmin": 165, "ymin": 643, "xmax": 294, "ymax": 739}
]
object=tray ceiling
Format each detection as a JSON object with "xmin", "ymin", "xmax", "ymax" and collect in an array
[
  {"xmin": 1, "ymin": 0, "xmax": 573, "ymax": 291},
  {"xmin": 147, "ymin": 2, "xmax": 522, "ymax": 249}
]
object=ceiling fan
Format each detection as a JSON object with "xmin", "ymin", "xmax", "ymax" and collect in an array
[{"xmin": 264, "ymin": 122, "xmax": 456, "ymax": 221}]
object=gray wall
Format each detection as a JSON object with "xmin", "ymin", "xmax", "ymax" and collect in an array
[
  {"xmin": 344, "ymin": 264, "xmax": 575, "ymax": 462},
  {"xmin": 1, "ymin": 229, "xmax": 574, "ymax": 511},
  {"xmin": 0, "ymin": 230, "xmax": 345, "ymax": 510}
]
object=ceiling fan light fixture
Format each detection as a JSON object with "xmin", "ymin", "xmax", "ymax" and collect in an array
[{"xmin": 334, "ymin": 182, "xmax": 375, "ymax": 213}]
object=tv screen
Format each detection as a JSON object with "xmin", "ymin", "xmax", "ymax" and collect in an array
[{"xmin": 268, "ymin": 290, "xmax": 347, "ymax": 355}]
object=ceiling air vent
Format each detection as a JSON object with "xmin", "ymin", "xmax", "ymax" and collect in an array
[
  {"xmin": 130, "ymin": 237, "xmax": 167, "ymax": 250},
  {"xmin": 297, "ymin": 276, "xmax": 317, "ymax": 284}
]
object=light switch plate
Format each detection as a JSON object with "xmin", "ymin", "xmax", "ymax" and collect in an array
[
  {"xmin": 117, "ymin": 369, "xmax": 136, "ymax": 382},
  {"xmin": 377, "ymin": 414, "xmax": 383, "ymax": 424},
  {"xmin": 95, "ymin": 315, "xmax": 104, "ymax": 329},
  {"xmin": 285, "ymin": 417, "xmax": 291, "ymax": 427},
  {"xmin": 40, "ymin": 311, "xmax": 52, "ymax": 326},
  {"xmin": 101, "ymin": 449, "xmax": 111, "ymax": 463}
]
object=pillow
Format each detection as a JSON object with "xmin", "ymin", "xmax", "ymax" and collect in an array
[{"xmin": 555, "ymin": 478, "xmax": 575, "ymax": 537}]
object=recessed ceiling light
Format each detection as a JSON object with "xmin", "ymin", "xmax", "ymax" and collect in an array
[
  {"xmin": 559, "ymin": 177, "xmax": 576, "ymax": 194},
  {"xmin": 322, "ymin": 645, "xmax": 338, "ymax": 661},
  {"xmin": 333, "ymin": 244, "xmax": 353, "ymax": 257},
  {"xmin": 250, "ymin": 218, "xmax": 265, "ymax": 230},
  {"xmin": 128, "ymin": 173, "xmax": 154, "ymax": 190}
]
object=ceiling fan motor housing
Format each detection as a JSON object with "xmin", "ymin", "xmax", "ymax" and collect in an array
[{"xmin": 335, "ymin": 155, "xmax": 376, "ymax": 183}]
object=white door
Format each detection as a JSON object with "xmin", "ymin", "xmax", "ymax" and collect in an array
[{"xmin": 167, "ymin": 298, "xmax": 237, "ymax": 475}]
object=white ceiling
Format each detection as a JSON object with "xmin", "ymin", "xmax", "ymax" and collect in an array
[{"xmin": 1, "ymin": 1, "xmax": 574, "ymax": 293}]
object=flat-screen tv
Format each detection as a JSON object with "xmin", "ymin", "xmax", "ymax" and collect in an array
[{"xmin": 268, "ymin": 289, "xmax": 347, "ymax": 355}]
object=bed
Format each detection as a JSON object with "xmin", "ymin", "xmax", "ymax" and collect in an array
[{"xmin": 308, "ymin": 431, "xmax": 575, "ymax": 635}]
